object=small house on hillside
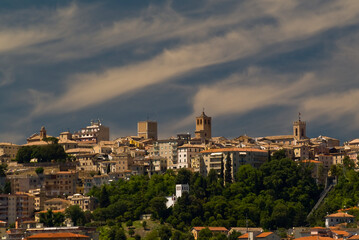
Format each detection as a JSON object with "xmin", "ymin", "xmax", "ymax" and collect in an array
[{"xmin": 325, "ymin": 213, "xmax": 355, "ymax": 228}]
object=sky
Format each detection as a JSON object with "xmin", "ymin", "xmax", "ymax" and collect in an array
[{"xmin": 1, "ymin": 0, "xmax": 359, "ymax": 144}]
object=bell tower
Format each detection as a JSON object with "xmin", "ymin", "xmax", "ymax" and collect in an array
[
  {"xmin": 293, "ymin": 113, "xmax": 306, "ymax": 140},
  {"xmin": 195, "ymin": 111, "xmax": 211, "ymax": 140},
  {"xmin": 40, "ymin": 126, "xmax": 47, "ymax": 140}
]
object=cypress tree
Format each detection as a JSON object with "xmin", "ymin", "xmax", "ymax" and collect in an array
[{"xmin": 225, "ymin": 153, "xmax": 232, "ymax": 183}]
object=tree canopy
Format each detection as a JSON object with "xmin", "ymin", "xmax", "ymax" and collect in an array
[{"xmin": 89, "ymin": 153, "xmax": 321, "ymax": 232}]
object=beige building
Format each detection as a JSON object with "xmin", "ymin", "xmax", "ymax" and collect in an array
[
  {"xmin": 147, "ymin": 156, "xmax": 167, "ymax": 175},
  {"xmin": 43, "ymin": 171, "xmax": 78, "ymax": 198},
  {"xmin": 195, "ymin": 111, "xmax": 211, "ymax": 140},
  {"xmin": 201, "ymin": 148, "xmax": 268, "ymax": 178},
  {"xmin": 0, "ymin": 143, "xmax": 20, "ymax": 162},
  {"xmin": 0, "ymin": 192, "xmax": 35, "ymax": 224},
  {"xmin": 293, "ymin": 117, "xmax": 307, "ymax": 141},
  {"xmin": 44, "ymin": 198, "xmax": 71, "ymax": 211},
  {"xmin": 68, "ymin": 194, "xmax": 97, "ymax": 211},
  {"xmin": 58, "ymin": 132, "xmax": 78, "ymax": 151},
  {"xmin": 7, "ymin": 175, "xmax": 42, "ymax": 194},
  {"xmin": 316, "ymin": 154, "xmax": 334, "ymax": 170},
  {"xmin": 26, "ymin": 126, "xmax": 52, "ymax": 146},
  {"xmin": 149, "ymin": 139, "xmax": 180, "ymax": 169},
  {"xmin": 138, "ymin": 121, "xmax": 158, "ymax": 140},
  {"xmin": 73, "ymin": 120, "xmax": 109, "ymax": 144}
]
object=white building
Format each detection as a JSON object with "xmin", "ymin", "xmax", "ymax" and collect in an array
[
  {"xmin": 325, "ymin": 212, "xmax": 355, "ymax": 227},
  {"xmin": 166, "ymin": 184, "xmax": 189, "ymax": 208},
  {"xmin": 177, "ymin": 144, "xmax": 204, "ymax": 169}
]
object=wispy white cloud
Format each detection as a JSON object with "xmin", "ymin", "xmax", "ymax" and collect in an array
[{"xmin": 29, "ymin": 0, "xmax": 359, "ymax": 116}]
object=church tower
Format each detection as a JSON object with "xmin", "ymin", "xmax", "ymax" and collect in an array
[
  {"xmin": 195, "ymin": 111, "xmax": 211, "ymax": 140},
  {"xmin": 293, "ymin": 113, "xmax": 306, "ymax": 140},
  {"xmin": 39, "ymin": 126, "xmax": 47, "ymax": 140}
]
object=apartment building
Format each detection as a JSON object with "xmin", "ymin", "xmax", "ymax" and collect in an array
[
  {"xmin": 7, "ymin": 175, "xmax": 42, "ymax": 194},
  {"xmin": 44, "ymin": 198, "xmax": 71, "ymax": 211},
  {"xmin": 73, "ymin": 120, "xmax": 109, "ymax": 144},
  {"xmin": 316, "ymin": 154, "xmax": 334, "ymax": 170},
  {"xmin": 43, "ymin": 171, "xmax": 78, "ymax": 198},
  {"xmin": 0, "ymin": 142, "xmax": 20, "ymax": 162},
  {"xmin": 149, "ymin": 139, "xmax": 182, "ymax": 169},
  {"xmin": 201, "ymin": 148, "xmax": 268, "ymax": 178},
  {"xmin": 68, "ymin": 194, "xmax": 97, "ymax": 211},
  {"xmin": 177, "ymin": 144, "xmax": 204, "ymax": 169},
  {"xmin": 0, "ymin": 192, "xmax": 35, "ymax": 224},
  {"xmin": 147, "ymin": 156, "xmax": 167, "ymax": 175}
]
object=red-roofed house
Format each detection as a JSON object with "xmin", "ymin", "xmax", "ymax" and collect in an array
[
  {"xmin": 325, "ymin": 213, "xmax": 355, "ymax": 228},
  {"xmin": 25, "ymin": 232, "xmax": 89, "ymax": 240},
  {"xmin": 238, "ymin": 232, "xmax": 280, "ymax": 240},
  {"xmin": 191, "ymin": 227, "xmax": 228, "ymax": 239}
]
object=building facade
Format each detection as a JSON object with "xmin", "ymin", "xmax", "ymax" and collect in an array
[
  {"xmin": 138, "ymin": 121, "xmax": 158, "ymax": 140},
  {"xmin": 73, "ymin": 120, "xmax": 109, "ymax": 144}
]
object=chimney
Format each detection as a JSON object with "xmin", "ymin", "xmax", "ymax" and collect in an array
[{"xmin": 249, "ymin": 232, "xmax": 254, "ymax": 240}]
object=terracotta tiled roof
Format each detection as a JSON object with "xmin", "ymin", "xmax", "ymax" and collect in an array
[
  {"xmin": 326, "ymin": 213, "xmax": 354, "ymax": 218},
  {"xmin": 338, "ymin": 206, "xmax": 359, "ymax": 212},
  {"xmin": 331, "ymin": 230, "xmax": 350, "ymax": 237},
  {"xmin": 301, "ymin": 160, "xmax": 322, "ymax": 164},
  {"xmin": 26, "ymin": 232, "xmax": 89, "ymax": 239},
  {"xmin": 201, "ymin": 147, "xmax": 266, "ymax": 153},
  {"xmin": 257, "ymin": 232, "xmax": 274, "ymax": 238},
  {"xmin": 295, "ymin": 236, "xmax": 334, "ymax": 240},
  {"xmin": 349, "ymin": 235, "xmax": 359, "ymax": 240},
  {"xmin": 38, "ymin": 209, "xmax": 65, "ymax": 214},
  {"xmin": 238, "ymin": 233, "xmax": 249, "ymax": 239}
]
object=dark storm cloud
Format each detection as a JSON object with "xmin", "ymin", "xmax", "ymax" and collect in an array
[{"xmin": 1, "ymin": 0, "xmax": 359, "ymax": 143}]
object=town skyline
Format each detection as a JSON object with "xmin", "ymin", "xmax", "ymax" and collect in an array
[{"xmin": 2, "ymin": 1, "xmax": 359, "ymax": 144}]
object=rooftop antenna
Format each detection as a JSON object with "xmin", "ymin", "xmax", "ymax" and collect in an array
[
  {"xmin": 298, "ymin": 112, "xmax": 301, "ymax": 121},
  {"xmin": 203, "ymin": 107, "xmax": 205, "ymax": 113}
]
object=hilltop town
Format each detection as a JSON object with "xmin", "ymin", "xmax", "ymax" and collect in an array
[{"xmin": 1, "ymin": 112, "xmax": 359, "ymax": 240}]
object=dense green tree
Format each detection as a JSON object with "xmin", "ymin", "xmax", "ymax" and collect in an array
[
  {"xmin": 343, "ymin": 156, "xmax": 355, "ymax": 170},
  {"xmin": 176, "ymin": 168, "xmax": 192, "ymax": 184},
  {"xmin": 220, "ymin": 155, "xmax": 224, "ymax": 185},
  {"xmin": 228, "ymin": 230, "xmax": 241, "ymax": 240},
  {"xmin": 35, "ymin": 167, "xmax": 44, "ymax": 175},
  {"xmin": 16, "ymin": 144, "xmax": 67, "ymax": 163},
  {"xmin": 65, "ymin": 205, "xmax": 86, "ymax": 226},
  {"xmin": 0, "ymin": 164, "xmax": 7, "ymax": 177},
  {"xmin": 39, "ymin": 209, "xmax": 65, "ymax": 227},
  {"xmin": 272, "ymin": 149, "xmax": 287, "ymax": 161},
  {"xmin": 149, "ymin": 196, "xmax": 168, "ymax": 220},
  {"xmin": 99, "ymin": 186, "xmax": 110, "ymax": 208},
  {"xmin": 198, "ymin": 227, "xmax": 213, "ymax": 240},
  {"xmin": 158, "ymin": 225, "xmax": 172, "ymax": 240},
  {"xmin": 16, "ymin": 146, "xmax": 32, "ymax": 163},
  {"xmin": 224, "ymin": 153, "xmax": 232, "ymax": 184}
]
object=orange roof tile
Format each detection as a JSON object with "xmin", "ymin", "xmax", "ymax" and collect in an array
[
  {"xmin": 238, "ymin": 233, "xmax": 249, "ymax": 239},
  {"xmin": 295, "ymin": 236, "xmax": 334, "ymax": 240},
  {"xmin": 349, "ymin": 235, "xmax": 359, "ymax": 240},
  {"xmin": 331, "ymin": 231, "xmax": 350, "ymax": 237},
  {"xmin": 327, "ymin": 213, "xmax": 354, "ymax": 218},
  {"xmin": 257, "ymin": 232, "xmax": 274, "ymax": 238},
  {"xmin": 26, "ymin": 232, "xmax": 89, "ymax": 239}
]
